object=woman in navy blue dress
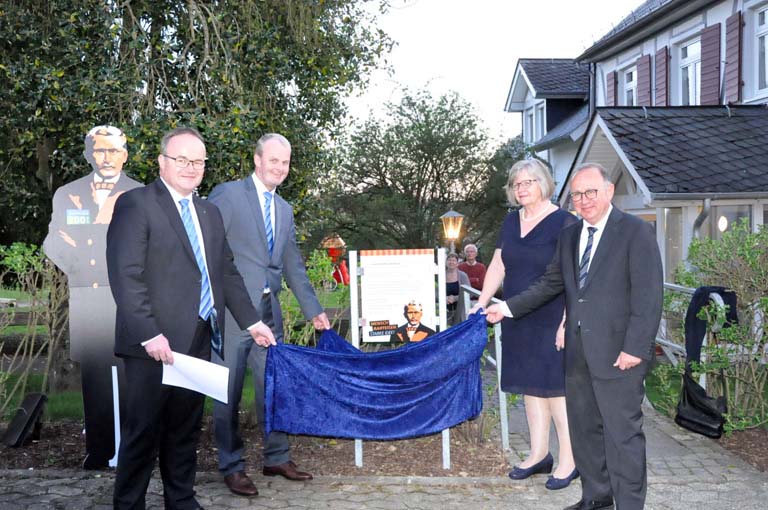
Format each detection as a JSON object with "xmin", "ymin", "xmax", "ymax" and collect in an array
[{"xmin": 473, "ymin": 159, "xmax": 578, "ymax": 490}]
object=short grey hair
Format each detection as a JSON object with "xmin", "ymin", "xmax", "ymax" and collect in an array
[
  {"xmin": 160, "ymin": 127, "xmax": 205, "ymax": 154},
  {"xmin": 504, "ymin": 159, "xmax": 555, "ymax": 205},
  {"xmin": 255, "ymin": 133, "xmax": 291, "ymax": 156},
  {"xmin": 572, "ymin": 162, "xmax": 611, "ymax": 184}
]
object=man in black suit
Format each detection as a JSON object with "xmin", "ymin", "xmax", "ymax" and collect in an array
[
  {"xmin": 106, "ymin": 127, "xmax": 275, "ymax": 510},
  {"xmin": 485, "ymin": 163, "xmax": 663, "ymax": 510},
  {"xmin": 43, "ymin": 125, "xmax": 142, "ymax": 469}
]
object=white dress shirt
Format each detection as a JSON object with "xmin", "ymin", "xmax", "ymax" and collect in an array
[
  {"xmin": 499, "ymin": 205, "xmax": 614, "ymax": 318},
  {"xmin": 142, "ymin": 179, "xmax": 214, "ymax": 346}
]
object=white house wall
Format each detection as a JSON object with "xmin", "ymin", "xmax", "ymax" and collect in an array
[
  {"xmin": 548, "ymin": 142, "xmax": 580, "ymax": 196},
  {"xmin": 594, "ymin": 0, "xmax": 768, "ymax": 107}
]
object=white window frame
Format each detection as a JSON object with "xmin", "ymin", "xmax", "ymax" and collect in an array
[
  {"xmin": 679, "ymin": 38, "xmax": 701, "ymax": 105},
  {"xmin": 524, "ymin": 108, "xmax": 534, "ymax": 143},
  {"xmin": 623, "ymin": 66, "xmax": 638, "ymax": 106},
  {"xmin": 756, "ymin": 5, "xmax": 768, "ymax": 92},
  {"xmin": 535, "ymin": 103, "xmax": 545, "ymax": 140}
]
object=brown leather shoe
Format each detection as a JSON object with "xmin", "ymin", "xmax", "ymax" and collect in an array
[
  {"xmin": 223, "ymin": 471, "xmax": 258, "ymax": 496},
  {"xmin": 262, "ymin": 461, "xmax": 313, "ymax": 481}
]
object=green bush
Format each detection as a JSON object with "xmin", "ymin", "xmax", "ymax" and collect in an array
[{"xmin": 673, "ymin": 219, "xmax": 768, "ymax": 431}]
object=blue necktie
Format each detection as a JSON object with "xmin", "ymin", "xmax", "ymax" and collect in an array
[
  {"xmin": 578, "ymin": 226, "xmax": 597, "ymax": 289},
  {"xmin": 179, "ymin": 199, "xmax": 214, "ymax": 320},
  {"xmin": 263, "ymin": 191, "xmax": 274, "ymax": 256}
]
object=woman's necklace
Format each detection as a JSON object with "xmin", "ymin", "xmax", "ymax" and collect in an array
[{"xmin": 520, "ymin": 202, "xmax": 553, "ymax": 222}]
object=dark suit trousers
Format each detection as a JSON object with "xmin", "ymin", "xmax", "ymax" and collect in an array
[
  {"xmin": 113, "ymin": 320, "xmax": 211, "ymax": 510},
  {"xmin": 213, "ymin": 293, "xmax": 290, "ymax": 475},
  {"xmin": 566, "ymin": 330, "xmax": 647, "ymax": 510}
]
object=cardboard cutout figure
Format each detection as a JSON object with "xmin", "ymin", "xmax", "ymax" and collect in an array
[
  {"xmin": 43, "ymin": 125, "xmax": 143, "ymax": 469},
  {"xmin": 389, "ymin": 301, "xmax": 436, "ymax": 344}
]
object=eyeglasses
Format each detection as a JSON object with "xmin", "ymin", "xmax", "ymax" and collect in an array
[
  {"xmin": 162, "ymin": 154, "xmax": 207, "ymax": 170},
  {"xmin": 92, "ymin": 148, "xmax": 124, "ymax": 156},
  {"xmin": 512, "ymin": 179, "xmax": 537, "ymax": 191},
  {"xmin": 569, "ymin": 189, "xmax": 599, "ymax": 202}
]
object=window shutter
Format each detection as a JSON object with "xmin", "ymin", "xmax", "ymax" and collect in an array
[
  {"xmin": 700, "ymin": 23, "xmax": 721, "ymax": 105},
  {"xmin": 655, "ymin": 47, "xmax": 669, "ymax": 106},
  {"xmin": 724, "ymin": 11, "xmax": 742, "ymax": 104},
  {"xmin": 606, "ymin": 71, "xmax": 617, "ymax": 106},
  {"xmin": 637, "ymin": 55, "xmax": 652, "ymax": 106}
]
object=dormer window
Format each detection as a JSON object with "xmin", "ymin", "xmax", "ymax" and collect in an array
[
  {"xmin": 624, "ymin": 67, "xmax": 638, "ymax": 106},
  {"xmin": 535, "ymin": 104, "xmax": 545, "ymax": 140},
  {"xmin": 680, "ymin": 39, "xmax": 701, "ymax": 105}
]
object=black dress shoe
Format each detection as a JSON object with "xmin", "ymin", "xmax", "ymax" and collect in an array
[
  {"xmin": 508, "ymin": 452, "xmax": 553, "ymax": 480},
  {"xmin": 82, "ymin": 454, "xmax": 109, "ymax": 471},
  {"xmin": 263, "ymin": 461, "xmax": 313, "ymax": 481},
  {"xmin": 224, "ymin": 471, "xmax": 259, "ymax": 496},
  {"xmin": 563, "ymin": 498, "xmax": 614, "ymax": 510}
]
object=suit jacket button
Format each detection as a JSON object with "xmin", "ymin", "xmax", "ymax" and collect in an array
[{"xmin": 578, "ymin": 298, "xmax": 585, "ymax": 303}]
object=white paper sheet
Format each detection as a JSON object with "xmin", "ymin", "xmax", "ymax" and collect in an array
[{"xmin": 161, "ymin": 352, "xmax": 229, "ymax": 404}]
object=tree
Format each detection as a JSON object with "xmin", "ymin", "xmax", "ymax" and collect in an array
[
  {"xmin": 462, "ymin": 135, "xmax": 530, "ymax": 253},
  {"xmin": 317, "ymin": 90, "xmax": 491, "ymax": 250},
  {"xmin": 0, "ymin": 0, "xmax": 393, "ymax": 245},
  {"xmin": 313, "ymin": 93, "xmax": 532, "ymax": 255}
]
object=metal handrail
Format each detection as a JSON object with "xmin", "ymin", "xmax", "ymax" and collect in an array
[
  {"xmin": 458, "ymin": 284, "xmax": 509, "ymax": 451},
  {"xmin": 457, "ymin": 280, "xmax": 720, "ymax": 448}
]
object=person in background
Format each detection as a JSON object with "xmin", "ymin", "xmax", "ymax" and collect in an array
[
  {"xmin": 471, "ymin": 159, "xmax": 578, "ymax": 491},
  {"xmin": 458, "ymin": 243, "xmax": 486, "ymax": 291},
  {"xmin": 445, "ymin": 252, "xmax": 469, "ymax": 326}
]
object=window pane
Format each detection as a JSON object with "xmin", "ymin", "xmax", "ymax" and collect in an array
[
  {"xmin": 626, "ymin": 70, "xmax": 634, "ymax": 83},
  {"xmin": 681, "ymin": 46, "xmax": 688, "ymax": 59},
  {"xmin": 711, "ymin": 205, "xmax": 751, "ymax": 240},
  {"xmin": 664, "ymin": 208, "xmax": 683, "ymax": 280},
  {"xmin": 688, "ymin": 40, "xmax": 701, "ymax": 59},
  {"xmin": 760, "ymin": 10, "xmax": 766, "ymax": 27},
  {"xmin": 760, "ymin": 35, "xmax": 767, "ymax": 90},
  {"xmin": 682, "ymin": 67, "xmax": 691, "ymax": 105},
  {"xmin": 626, "ymin": 89, "xmax": 634, "ymax": 105}
]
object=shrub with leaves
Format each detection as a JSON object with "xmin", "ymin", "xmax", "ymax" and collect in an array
[{"xmin": 675, "ymin": 219, "xmax": 768, "ymax": 431}]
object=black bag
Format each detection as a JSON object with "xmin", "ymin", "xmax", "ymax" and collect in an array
[{"xmin": 674, "ymin": 368, "xmax": 727, "ymax": 439}]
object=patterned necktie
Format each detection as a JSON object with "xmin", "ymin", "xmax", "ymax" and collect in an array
[
  {"xmin": 179, "ymin": 199, "xmax": 213, "ymax": 320},
  {"xmin": 578, "ymin": 226, "xmax": 598, "ymax": 289},
  {"xmin": 263, "ymin": 191, "xmax": 274, "ymax": 256}
]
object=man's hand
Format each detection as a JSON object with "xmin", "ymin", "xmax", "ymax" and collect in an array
[
  {"xmin": 613, "ymin": 351, "xmax": 642, "ymax": 370},
  {"xmin": 249, "ymin": 321, "xmax": 277, "ymax": 347},
  {"xmin": 484, "ymin": 303, "xmax": 506, "ymax": 324},
  {"xmin": 312, "ymin": 312, "xmax": 331, "ymax": 330},
  {"xmin": 145, "ymin": 335, "xmax": 174, "ymax": 365}
]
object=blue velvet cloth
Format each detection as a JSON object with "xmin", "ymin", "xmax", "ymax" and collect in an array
[{"xmin": 264, "ymin": 313, "xmax": 487, "ymax": 440}]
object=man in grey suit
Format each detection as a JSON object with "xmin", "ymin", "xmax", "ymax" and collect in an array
[
  {"xmin": 209, "ymin": 133, "xmax": 330, "ymax": 497},
  {"xmin": 485, "ymin": 163, "xmax": 663, "ymax": 510}
]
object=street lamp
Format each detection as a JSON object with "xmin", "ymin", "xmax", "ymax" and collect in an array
[{"xmin": 440, "ymin": 210, "xmax": 464, "ymax": 253}]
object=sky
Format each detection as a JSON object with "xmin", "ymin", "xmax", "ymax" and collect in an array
[{"xmin": 346, "ymin": 0, "xmax": 644, "ymax": 143}]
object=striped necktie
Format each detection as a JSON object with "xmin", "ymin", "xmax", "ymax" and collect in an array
[
  {"xmin": 578, "ymin": 226, "xmax": 597, "ymax": 289},
  {"xmin": 179, "ymin": 199, "xmax": 213, "ymax": 320},
  {"xmin": 263, "ymin": 191, "xmax": 274, "ymax": 256}
]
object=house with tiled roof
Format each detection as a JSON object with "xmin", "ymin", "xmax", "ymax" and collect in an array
[
  {"xmin": 504, "ymin": 59, "xmax": 590, "ymax": 194},
  {"xmin": 506, "ymin": 0, "xmax": 768, "ymax": 277}
]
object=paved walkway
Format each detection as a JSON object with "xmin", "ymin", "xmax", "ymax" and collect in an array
[{"xmin": 1, "ymin": 402, "xmax": 766, "ymax": 510}]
